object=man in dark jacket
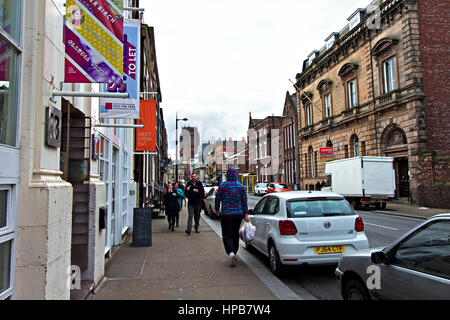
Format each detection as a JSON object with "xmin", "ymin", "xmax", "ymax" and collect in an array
[{"xmin": 185, "ymin": 173, "xmax": 205, "ymax": 235}]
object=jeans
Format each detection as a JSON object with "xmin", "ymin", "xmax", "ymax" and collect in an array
[
  {"xmin": 187, "ymin": 203, "xmax": 202, "ymax": 232},
  {"xmin": 220, "ymin": 214, "xmax": 243, "ymax": 255}
]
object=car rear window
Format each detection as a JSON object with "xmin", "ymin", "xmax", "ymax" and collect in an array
[
  {"xmin": 275, "ymin": 184, "xmax": 288, "ymax": 189},
  {"xmin": 287, "ymin": 199, "xmax": 355, "ymax": 218}
]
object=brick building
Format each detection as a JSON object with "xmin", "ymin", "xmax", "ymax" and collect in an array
[
  {"xmin": 248, "ymin": 114, "xmax": 283, "ymax": 184},
  {"xmin": 280, "ymin": 92, "xmax": 300, "ymax": 190},
  {"xmin": 293, "ymin": 0, "xmax": 449, "ymax": 207}
]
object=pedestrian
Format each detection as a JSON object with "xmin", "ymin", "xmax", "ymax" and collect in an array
[
  {"xmin": 174, "ymin": 181, "xmax": 184, "ymax": 228},
  {"xmin": 185, "ymin": 173, "xmax": 205, "ymax": 235},
  {"xmin": 215, "ymin": 167, "xmax": 249, "ymax": 267},
  {"xmin": 178, "ymin": 181, "xmax": 186, "ymax": 207},
  {"xmin": 163, "ymin": 183, "xmax": 180, "ymax": 232}
]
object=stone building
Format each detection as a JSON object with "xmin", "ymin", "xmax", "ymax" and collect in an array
[{"xmin": 293, "ymin": 0, "xmax": 449, "ymax": 207}]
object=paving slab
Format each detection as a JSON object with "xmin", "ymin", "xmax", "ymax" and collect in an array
[{"xmin": 90, "ymin": 207, "xmax": 277, "ymax": 300}]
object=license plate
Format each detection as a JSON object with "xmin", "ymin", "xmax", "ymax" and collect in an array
[{"xmin": 314, "ymin": 245, "xmax": 345, "ymax": 254}]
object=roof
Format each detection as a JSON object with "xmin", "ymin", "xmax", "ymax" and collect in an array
[{"xmin": 267, "ymin": 191, "xmax": 345, "ymax": 200}]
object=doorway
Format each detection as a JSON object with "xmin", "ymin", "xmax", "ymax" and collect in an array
[{"xmin": 394, "ymin": 157, "xmax": 410, "ymax": 199}]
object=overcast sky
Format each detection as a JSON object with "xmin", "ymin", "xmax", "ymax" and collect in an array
[{"xmin": 142, "ymin": 0, "xmax": 371, "ymax": 159}]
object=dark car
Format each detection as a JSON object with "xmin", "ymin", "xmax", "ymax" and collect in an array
[{"xmin": 336, "ymin": 214, "xmax": 450, "ymax": 300}]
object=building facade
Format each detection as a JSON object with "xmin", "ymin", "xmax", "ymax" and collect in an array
[
  {"xmin": 248, "ymin": 114, "xmax": 283, "ymax": 184},
  {"xmin": 280, "ymin": 92, "xmax": 300, "ymax": 190},
  {"xmin": 0, "ymin": 0, "xmax": 165, "ymax": 300},
  {"xmin": 293, "ymin": 0, "xmax": 449, "ymax": 207}
]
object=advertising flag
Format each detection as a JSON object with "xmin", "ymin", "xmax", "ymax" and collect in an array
[
  {"xmin": 136, "ymin": 100, "xmax": 157, "ymax": 152},
  {"xmin": 64, "ymin": 0, "xmax": 124, "ymax": 83},
  {"xmin": 100, "ymin": 19, "xmax": 140, "ymax": 118}
]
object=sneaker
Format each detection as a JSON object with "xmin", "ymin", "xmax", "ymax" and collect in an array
[
  {"xmin": 195, "ymin": 229, "xmax": 200, "ymax": 233},
  {"xmin": 185, "ymin": 230, "xmax": 191, "ymax": 235},
  {"xmin": 229, "ymin": 253, "xmax": 237, "ymax": 268}
]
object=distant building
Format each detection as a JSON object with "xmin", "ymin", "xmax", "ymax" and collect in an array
[{"xmin": 247, "ymin": 114, "xmax": 283, "ymax": 184}]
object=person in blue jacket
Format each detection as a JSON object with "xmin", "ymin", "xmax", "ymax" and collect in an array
[
  {"xmin": 215, "ymin": 167, "xmax": 249, "ymax": 267},
  {"xmin": 174, "ymin": 181, "xmax": 184, "ymax": 228}
]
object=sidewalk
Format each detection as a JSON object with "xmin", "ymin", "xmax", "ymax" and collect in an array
[
  {"xmin": 88, "ymin": 207, "xmax": 277, "ymax": 300},
  {"xmin": 367, "ymin": 200, "xmax": 449, "ymax": 220}
]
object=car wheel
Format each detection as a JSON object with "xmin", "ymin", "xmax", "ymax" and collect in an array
[
  {"xmin": 268, "ymin": 243, "xmax": 284, "ymax": 276},
  {"xmin": 343, "ymin": 279, "xmax": 371, "ymax": 300}
]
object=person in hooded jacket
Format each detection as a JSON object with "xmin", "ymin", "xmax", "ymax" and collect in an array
[{"xmin": 215, "ymin": 167, "xmax": 249, "ymax": 267}]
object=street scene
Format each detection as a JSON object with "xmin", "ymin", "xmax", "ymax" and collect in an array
[{"xmin": 0, "ymin": 0, "xmax": 449, "ymax": 305}]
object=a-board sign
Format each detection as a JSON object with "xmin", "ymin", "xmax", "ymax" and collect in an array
[{"xmin": 132, "ymin": 208, "xmax": 152, "ymax": 247}]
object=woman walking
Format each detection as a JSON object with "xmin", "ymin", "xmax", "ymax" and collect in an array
[
  {"xmin": 163, "ymin": 183, "xmax": 180, "ymax": 231},
  {"xmin": 174, "ymin": 181, "xmax": 184, "ymax": 228},
  {"xmin": 215, "ymin": 167, "xmax": 249, "ymax": 267}
]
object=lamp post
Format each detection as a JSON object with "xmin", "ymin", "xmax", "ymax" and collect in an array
[
  {"xmin": 176, "ymin": 113, "xmax": 188, "ymax": 182},
  {"xmin": 281, "ymin": 116, "xmax": 297, "ymax": 190}
]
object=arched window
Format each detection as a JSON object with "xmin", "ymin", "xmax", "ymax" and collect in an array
[{"xmin": 352, "ymin": 135, "xmax": 360, "ymax": 157}]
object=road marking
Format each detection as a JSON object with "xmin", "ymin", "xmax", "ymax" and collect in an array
[
  {"xmin": 201, "ymin": 213, "xmax": 316, "ymax": 300},
  {"xmin": 365, "ymin": 222, "xmax": 399, "ymax": 231}
]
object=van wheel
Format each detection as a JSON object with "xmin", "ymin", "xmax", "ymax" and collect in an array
[
  {"xmin": 343, "ymin": 279, "xmax": 371, "ymax": 300},
  {"xmin": 268, "ymin": 243, "xmax": 284, "ymax": 276}
]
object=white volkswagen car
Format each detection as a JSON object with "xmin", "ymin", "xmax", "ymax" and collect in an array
[
  {"xmin": 254, "ymin": 183, "xmax": 268, "ymax": 196},
  {"xmin": 247, "ymin": 191, "xmax": 369, "ymax": 275}
]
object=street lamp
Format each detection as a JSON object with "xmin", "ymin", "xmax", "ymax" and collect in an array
[
  {"xmin": 176, "ymin": 113, "xmax": 188, "ymax": 182},
  {"xmin": 281, "ymin": 116, "xmax": 298, "ymax": 190}
]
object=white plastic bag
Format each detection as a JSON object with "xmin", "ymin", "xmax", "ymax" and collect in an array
[{"xmin": 239, "ymin": 221, "xmax": 256, "ymax": 243}]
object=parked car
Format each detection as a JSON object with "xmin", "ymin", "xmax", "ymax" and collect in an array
[
  {"xmin": 203, "ymin": 186, "xmax": 220, "ymax": 219},
  {"xmin": 247, "ymin": 191, "xmax": 369, "ymax": 275},
  {"xmin": 336, "ymin": 213, "xmax": 450, "ymax": 300},
  {"xmin": 254, "ymin": 183, "xmax": 268, "ymax": 196},
  {"xmin": 202, "ymin": 186, "xmax": 215, "ymax": 213},
  {"xmin": 267, "ymin": 183, "xmax": 292, "ymax": 193}
]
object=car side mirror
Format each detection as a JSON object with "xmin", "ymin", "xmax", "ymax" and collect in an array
[
  {"xmin": 248, "ymin": 209, "xmax": 254, "ymax": 215},
  {"xmin": 371, "ymin": 251, "xmax": 386, "ymax": 264}
]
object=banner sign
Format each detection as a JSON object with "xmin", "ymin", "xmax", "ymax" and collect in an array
[
  {"xmin": 99, "ymin": 19, "xmax": 141, "ymax": 118},
  {"xmin": 320, "ymin": 147, "xmax": 334, "ymax": 162},
  {"xmin": 64, "ymin": 0, "xmax": 124, "ymax": 83},
  {"xmin": 136, "ymin": 100, "xmax": 157, "ymax": 152}
]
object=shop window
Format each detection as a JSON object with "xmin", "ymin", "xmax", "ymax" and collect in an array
[
  {"xmin": 0, "ymin": 37, "xmax": 20, "ymax": 147},
  {"xmin": 0, "ymin": 240, "xmax": 12, "ymax": 295},
  {"xmin": 0, "ymin": 0, "xmax": 23, "ymax": 300}
]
